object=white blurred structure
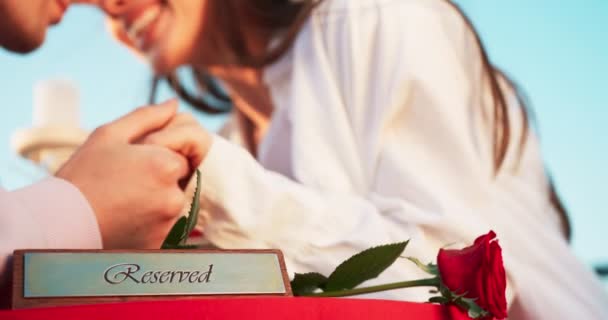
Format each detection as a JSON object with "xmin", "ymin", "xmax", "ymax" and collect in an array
[{"xmin": 11, "ymin": 79, "xmax": 88, "ymax": 173}]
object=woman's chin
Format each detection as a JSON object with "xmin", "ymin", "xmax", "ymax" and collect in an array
[
  {"xmin": 150, "ymin": 61, "xmax": 173, "ymax": 76},
  {"xmin": 147, "ymin": 47, "xmax": 191, "ymax": 76},
  {"xmin": 147, "ymin": 53, "xmax": 177, "ymax": 75}
]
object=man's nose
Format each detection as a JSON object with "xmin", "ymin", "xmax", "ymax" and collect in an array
[
  {"xmin": 95, "ymin": 0, "xmax": 132, "ymax": 17},
  {"xmin": 69, "ymin": 0, "xmax": 100, "ymax": 4}
]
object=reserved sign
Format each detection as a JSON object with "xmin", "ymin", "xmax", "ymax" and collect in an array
[{"xmin": 12, "ymin": 249, "xmax": 291, "ymax": 309}]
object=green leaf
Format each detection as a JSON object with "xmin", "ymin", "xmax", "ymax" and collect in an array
[
  {"xmin": 429, "ymin": 296, "xmax": 449, "ymax": 304},
  {"xmin": 290, "ymin": 272, "xmax": 328, "ymax": 296},
  {"xmin": 406, "ymin": 257, "xmax": 439, "ymax": 276},
  {"xmin": 161, "ymin": 216, "xmax": 187, "ymax": 249},
  {"xmin": 439, "ymin": 284, "xmax": 490, "ymax": 320},
  {"xmin": 161, "ymin": 169, "xmax": 203, "ymax": 249},
  {"xmin": 439, "ymin": 283, "xmax": 455, "ymax": 298},
  {"xmin": 458, "ymin": 297, "xmax": 489, "ymax": 319},
  {"xmin": 182, "ymin": 169, "xmax": 202, "ymax": 244},
  {"xmin": 324, "ymin": 241, "xmax": 409, "ymax": 291}
]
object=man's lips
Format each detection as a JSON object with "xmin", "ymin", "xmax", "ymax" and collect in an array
[
  {"xmin": 49, "ymin": 0, "xmax": 71, "ymax": 24},
  {"xmin": 56, "ymin": 0, "xmax": 69, "ymax": 12}
]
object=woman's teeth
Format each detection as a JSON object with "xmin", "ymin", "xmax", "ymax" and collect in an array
[{"xmin": 125, "ymin": 7, "xmax": 161, "ymax": 45}]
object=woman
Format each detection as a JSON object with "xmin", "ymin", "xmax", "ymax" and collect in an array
[{"xmin": 96, "ymin": 0, "xmax": 607, "ymax": 318}]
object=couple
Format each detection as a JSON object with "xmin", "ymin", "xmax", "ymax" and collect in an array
[{"xmin": 1, "ymin": 0, "xmax": 607, "ymax": 318}]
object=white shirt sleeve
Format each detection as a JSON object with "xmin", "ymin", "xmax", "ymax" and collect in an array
[{"xmin": 199, "ymin": 134, "xmax": 437, "ymax": 261}]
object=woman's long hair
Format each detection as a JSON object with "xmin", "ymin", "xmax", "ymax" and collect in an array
[{"xmin": 150, "ymin": 0, "xmax": 572, "ymax": 240}]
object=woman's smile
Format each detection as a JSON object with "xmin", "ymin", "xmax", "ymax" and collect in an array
[
  {"xmin": 99, "ymin": 0, "xmax": 206, "ymax": 74},
  {"xmin": 117, "ymin": 2, "xmax": 167, "ymax": 53}
]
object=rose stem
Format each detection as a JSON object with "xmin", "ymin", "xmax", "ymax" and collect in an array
[{"xmin": 303, "ymin": 277, "xmax": 440, "ymax": 297}]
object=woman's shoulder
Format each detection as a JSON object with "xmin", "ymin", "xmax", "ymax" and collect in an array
[
  {"xmin": 313, "ymin": 0, "xmax": 462, "ymax": 22},
  {"xmin": 306, "ymin": 0, "xmax": 476, "ymax": 72}
]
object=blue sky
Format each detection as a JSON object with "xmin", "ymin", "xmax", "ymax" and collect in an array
[{"xmin": 0, "ymin": 2, "xmax": 606, "ymax": 272}]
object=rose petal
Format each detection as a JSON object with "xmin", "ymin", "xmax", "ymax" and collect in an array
[{"xmin": 437, "ymin": 231, "xmax": 507, "ymax": 319}]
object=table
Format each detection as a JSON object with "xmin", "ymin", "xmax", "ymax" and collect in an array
[{"xmin": 0, "ymin": 297, "xmax": 471, "ymax": 320}]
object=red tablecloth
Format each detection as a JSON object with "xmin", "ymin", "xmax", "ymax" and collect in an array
[{"xmin": 0, "ymin": 298, "xmax": 471, "ymax": 320}]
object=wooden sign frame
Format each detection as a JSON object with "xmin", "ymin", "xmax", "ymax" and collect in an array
[{"xmin": 12, "ymin": 249, "xmax": 292, "ymax": 309}]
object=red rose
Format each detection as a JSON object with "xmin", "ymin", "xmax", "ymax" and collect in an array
[{"xmin": 437, "ymin": 231, "xmax": 507, "ymax": 319}]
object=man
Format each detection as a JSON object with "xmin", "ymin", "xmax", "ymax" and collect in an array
[{"xmin": 0, "ymin": 0, "xmax": 208, "ymax": 307}]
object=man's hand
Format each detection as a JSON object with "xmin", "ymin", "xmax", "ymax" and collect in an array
[{"xmin": 56, "ymin": 99, "xmax": 190, "ymax": 249}]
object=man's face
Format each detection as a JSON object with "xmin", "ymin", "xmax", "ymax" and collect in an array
[{"xmin": 0, "ymin": 0, "xmax": 70, "ymax": 53}]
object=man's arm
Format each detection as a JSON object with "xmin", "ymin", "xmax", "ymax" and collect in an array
[
  {"xmin": 0, "ymin": 99, "xmax": 212, "ymax": 308},
  {"xmin": 0, "ymin": 178, "xmax": 101, "ymax": 307}
]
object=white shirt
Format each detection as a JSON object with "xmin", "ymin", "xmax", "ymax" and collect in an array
[{"xmin": 195, "ymin": 0, "xmax": 608, "ymax": 318}]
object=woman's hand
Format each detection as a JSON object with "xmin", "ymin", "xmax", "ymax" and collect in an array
[{"xmin": 140, "ymin": 112, "xmax": 213, "ymax": 171}]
